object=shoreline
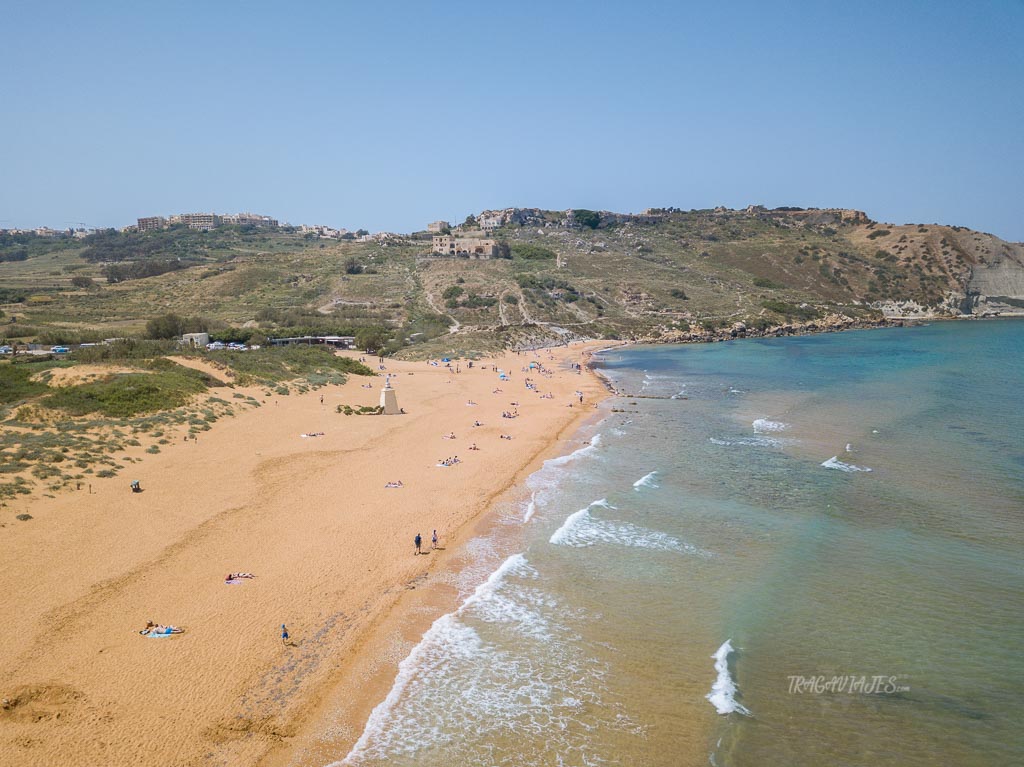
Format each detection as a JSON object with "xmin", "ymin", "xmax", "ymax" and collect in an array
[
  {"xmin": 259, "ymin": 349, "xmax": 615, "ymax": 767},
  {"xmin": 268, "ymin": 401, "xmax": 610, "ymax": 767},
  {"xmin": 0, "ymin": 341, "xmax": 617, "ymax": 767}
]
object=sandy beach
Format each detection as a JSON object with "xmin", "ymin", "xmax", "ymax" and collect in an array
[{"xmin": 0, "ymin": 342, "xmax": 614, "ymax": 767}]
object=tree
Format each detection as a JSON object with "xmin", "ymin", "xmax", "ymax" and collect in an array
[
  {"xmin": 71, "ymin": 275, "xmax": 96, "ymax": 289},
  {"xmin": 145, "ymin": 313, "xmax": 207, "ymax": 339},
  {"xmin": 344, "ymin": 257, "xmax": 364, "ymax": 275},
  {"xmin": 463, "ymin": 214, "xmax": 477, "ymax": 228},
  {"xmin": 355, "ymin": 326, "xmax": 389, "ymax": 353},
  {"xmin": 146, "ymin": 313, "xmax": 186, "ymax": 339},
  {"xmin": 572, "ymin": 209, "xmax": 601, "ymax": 229},
  {"xmin": 495, "ymin": 240, "xmax": 512, "ymax": 259}
]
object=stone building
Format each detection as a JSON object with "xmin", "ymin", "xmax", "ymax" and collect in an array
[{"xmin": 431, "ymin": 235, "xmax": 497, "ymax": 258}]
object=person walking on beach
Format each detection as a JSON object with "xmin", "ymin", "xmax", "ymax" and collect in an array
[
  {"xmin": 414, "ymin": 533, "xmax": 422, "ymax": 555},
  {"xmin": 432, "ymin": 529, "xmax": 438, "ymax": 549},
  {"xmin": 280, "ymin": 623, "xmax": 290, "ymax": 645}
]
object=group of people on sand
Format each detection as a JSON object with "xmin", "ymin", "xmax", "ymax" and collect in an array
[
  {"xmin": 501, "ymin": 410, "xmax": 519, "ymax": 419},
  {"xmin": 413, "ymin": 530, "xmax": 439, "ymax": 555},
  {"xmin": 385, "ymin": 480, "xmax": 404, "ymax": 488},
  {"xmin": 438, "ymin": 456, "xmax": 461, "ymax": 466}
]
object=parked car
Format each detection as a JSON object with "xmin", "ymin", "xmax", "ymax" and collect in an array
[
  {"xmin": 51, "ymin": 346, "xmax": 70, "ymax": 354},
  {"xmin": 0, "ymin": 345, "xmax": 13, "ymax": 354}
]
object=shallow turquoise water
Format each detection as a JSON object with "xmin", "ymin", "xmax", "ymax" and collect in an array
[{"xmin": 337, "ymin": 319, "xmax": 1024, "ymax": 767}]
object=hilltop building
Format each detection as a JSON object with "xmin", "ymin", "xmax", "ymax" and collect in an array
[
  {"xmin": 431, "ymin": 234, "xmax": 497, "ymax": 258},
  {"xmin": 137, "ymin": 216, "xmax": 167, "ymax": 232},
  {"xmin": 167, "ymin": 213, "xmax": 218, "ymax": 231},
  {"xmin": 427, "ymin": 220, "xmax": 450, "ymax": 232},
  {"xmin": 136, "ymin": 212, "xmax": 279, "ymax": 232},
  {"xmin": 220, "ymin": 212, "xmax": 279, "ymax": 228}
]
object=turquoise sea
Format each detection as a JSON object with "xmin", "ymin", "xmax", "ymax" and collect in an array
[{"xmin": 335, "ymin": 319, "xmax": 1024, "ymax": 767}]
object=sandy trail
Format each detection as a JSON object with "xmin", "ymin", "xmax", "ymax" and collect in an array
[{"xmin": 0, "ymin": 343, "xmax": 613, "ymax": 767}]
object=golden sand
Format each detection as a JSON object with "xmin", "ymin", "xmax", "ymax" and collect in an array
[{"xmin": 0, "ymin": 342, "xmax": 614, "ymax": 766}]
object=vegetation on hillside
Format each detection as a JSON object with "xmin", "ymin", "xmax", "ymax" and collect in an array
[{"xmin": 2, "ymin": 207, "xmax": 1021, "ymax": 362}]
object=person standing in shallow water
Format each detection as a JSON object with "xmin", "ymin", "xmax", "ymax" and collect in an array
[
  {"xmin": 432, "ymin": 529, "xmax": 438, "ymax": 549},
  {"xmin": 414, "ymin": 533, "xmax": 422, "ymax": 555}
]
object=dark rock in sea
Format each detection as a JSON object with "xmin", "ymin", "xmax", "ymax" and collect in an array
[{"xmin": 16, "ymin": 514, "xmax": 33, "ymax": 521}]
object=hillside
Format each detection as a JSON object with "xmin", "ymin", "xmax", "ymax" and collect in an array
[{"xmin": 2, "ymin": 208, "xmax": 1023, "ymax": 358}]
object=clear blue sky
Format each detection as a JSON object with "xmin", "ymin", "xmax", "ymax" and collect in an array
[{"xmin": 2, "ymin": 0, "xmax": 1022, "ymax": 240}]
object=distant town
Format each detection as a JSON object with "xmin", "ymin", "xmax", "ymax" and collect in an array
[
  {"xmin": 0, "ymin": 205, "xmax": 793, "ymax": 261},
  {"xmin": 0, "ymin": 211, "xmax": 380, "ymax": 242}
]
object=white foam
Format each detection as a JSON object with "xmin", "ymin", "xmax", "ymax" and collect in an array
[
  {"xmin": 709, "ymin": 436, "xmax": 783, "ymax": 448},
  {"xmin": 706, "ymin": 639, "xmax": 751, "ymax": 716},
  {"xmin": 821, "ymin": 456, "xmax": 872, "ymax": 472},
  {"xmin": 543, "ymin": 433, "xmax": 602, "ymax": 467},
  {"xmin": 752, "ymin": 418, "xmax": 789, "ymax": 434},
  {"xmin": 549, "ymin": 503, "xmax": 599, "ymax": 546},
  {"xmin": 670, "ymin": 387, "xmax": 687, "ymax": 399},
  {"xmin": 337, "ymin": 549, "xmax": 635, "ymax": 765},
  {"xmin": 633, "ymin": 471, "xmax": 659, "ymax": 490},
  {"xmin": 522, "ymin": 492, "xmax": 537, "ymax": 523},
  {"xmin": 341, "ymin": 555, "xmax": 534, "ymax": 764},
  {"xmin": 550, "ymin": 500, "xmax": 709, "ymax": 556},
  {"xmin": 845, "ymin": 443, "xmax": 853, "ymax": 453}
]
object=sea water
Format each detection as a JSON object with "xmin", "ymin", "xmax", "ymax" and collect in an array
[{"xmin": 335, "ymin": 320, "xmax": 1024, "ymax": 766}]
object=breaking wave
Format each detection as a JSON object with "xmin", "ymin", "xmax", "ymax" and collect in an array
[
  {"xmin": 544, "ymin": 433, "xmax": 602, "ymax": 467},
  {"xmin": 821, "ymin": 456, "xmax": 872, "ymax": 472},
  {"xmin": 550, "ymin": 499, "xmax": 709, "ymax": 556},
  {"xmin": 632, "ymin": 471, "xmax": 659, "ymax": 490},
  {"xmin": 706, "ymin": 639, "xmax": 751, "ymax": 716}
]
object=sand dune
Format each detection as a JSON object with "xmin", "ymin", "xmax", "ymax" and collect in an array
[{"xmin": 0, "ymin": 343, "xmax": 613, "ymax": 766}]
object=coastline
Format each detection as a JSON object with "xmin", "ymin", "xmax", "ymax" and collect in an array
[
  {"xmin": 267, "ymin": 398, "xmax": 611, "ymax": 767},
  {"xmin": 0, "ymin": 341, "xmax": 617, "ymax": 767}
]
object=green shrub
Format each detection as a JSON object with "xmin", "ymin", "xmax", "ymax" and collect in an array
[
  {"xmin": 41, "ymin": 366, "xmax": 210, "ymax": 418},
  {"xmin": 0, "ymin": 364, "xmax": 50, "ymax": 405},
  {"xmin": 752, "ymin": 277, "xmax": 783, "ymax": 289},
  {"xmin": 511, "ymin": 244, "xmax": 557, "ymax": 260},
  {"xmin": 572, "ymin": 209, "xmax": 601, "ymax": 229},
  {"xmin": 760, "ymin": 300, "xmax": 821, "ymax": 322}
]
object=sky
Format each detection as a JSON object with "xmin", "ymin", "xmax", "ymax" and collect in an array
[{"xmin": 2, "ymin": 0, "xmax": 1022, "ymax": 240}]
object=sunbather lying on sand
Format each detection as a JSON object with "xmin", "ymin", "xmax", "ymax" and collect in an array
[
  {"xmin": 385, "ymin": 481, "xmax": 404, "ymax": 488},
  {"xmin": 139, "ymin": 621, "xmax": 183, "ymax": 635},
  {"xmin": 225, "ymin": 573, "xmax": 256, "ymax": 581}
]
